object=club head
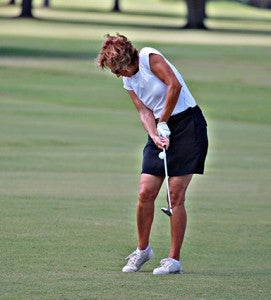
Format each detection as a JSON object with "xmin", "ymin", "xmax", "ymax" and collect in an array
[{"xmin": 161, "ymin": 207, "xmax": 173, "ymax": 217}]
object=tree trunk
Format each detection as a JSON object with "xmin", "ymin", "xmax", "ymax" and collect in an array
[
  {"xmin": 184, "ymin": 0, "xmax": 206, "ymax": 29},
  {"xmin": 43, "ymin": 0, "xmax": 50, "ymax": 8},
  {"xmin": 20, "ymin": 0, "xmax": 33, "ymax": 18},
  {"xmin": 248, "ymin": 0, "xmax": 271, "ymax": 8},
  {"xmin": 112, "ymin": 0, "xmax": 121, "ymax": 12}
]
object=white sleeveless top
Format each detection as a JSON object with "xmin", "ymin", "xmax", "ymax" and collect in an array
[{"xmin": 123, "ymin": 47, "xmax": 197, "ymax": 119}]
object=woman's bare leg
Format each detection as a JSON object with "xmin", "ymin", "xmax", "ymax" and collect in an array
[
  {"xmin": 168, "ymin": 174, "xmax": 193, "ymax": 260},
  {"xmin": 137, "ymin": 174, "xmax": 164, "ymax": 250}
]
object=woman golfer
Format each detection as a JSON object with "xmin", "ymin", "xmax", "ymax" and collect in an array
[{"xmin": 96, "ymin": 34, "xmax": 208, "ymax": 275}]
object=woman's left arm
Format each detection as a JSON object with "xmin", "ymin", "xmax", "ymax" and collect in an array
[{"xmin": 149, "ymin": 53, "xmax": 182, "ymax": 123}]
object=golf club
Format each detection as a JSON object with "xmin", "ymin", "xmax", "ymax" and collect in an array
[{"xmin": 158, "ymin": 148, "xmax": 173, "ymax": 217}]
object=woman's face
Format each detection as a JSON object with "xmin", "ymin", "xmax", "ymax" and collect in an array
[{"xmin": 111, "ymin": 63, "xmax": 139, "ymax": 78}]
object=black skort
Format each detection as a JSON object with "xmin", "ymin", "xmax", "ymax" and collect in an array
[{"xmin": 142, "ymin": 105, "xmax": 208, "ymax": 176}]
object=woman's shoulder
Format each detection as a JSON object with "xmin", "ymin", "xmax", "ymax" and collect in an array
[
  {"xmin": 139, "ymin": 47, "xmax": 161, "ymax": 57},
  {"xmin": 139, "ymin": 47, "xmax": 163, "ymax": 68}
]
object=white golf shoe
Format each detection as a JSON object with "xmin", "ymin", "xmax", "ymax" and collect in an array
[
  {"xmin": 153, "ymin": 258, "xmax": 183, "ymax": 275},
  {"xmin": 122, "ymin": 247, "xmax": 154, "ymax": 273}
]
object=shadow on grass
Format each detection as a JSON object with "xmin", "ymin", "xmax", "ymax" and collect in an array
[
  {"xmin": 51, "ymin": 6, "xmax": 184, "ymax": 19},
  {"xmin": 2, "ymin": 3, "xmax": 270, "ymax": 22},
  {"xmin": 1, "ymin": 14, "xmax": 270, "ymax": 36},
  {"xmin": 0, "ymin": 14, "xmax": 182, "ymax": 31},
  {"xmin": 0, "ymin": 46, "xmax": 96, "ymax": 59},
  {"xmin": 52, "ymin": 6, "xmax": 271, "ymax": 23}
]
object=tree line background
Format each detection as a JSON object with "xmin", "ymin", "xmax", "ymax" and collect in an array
[{"xmin": 5, "ymin": 0, "xmax": 271, "ymax": 29}]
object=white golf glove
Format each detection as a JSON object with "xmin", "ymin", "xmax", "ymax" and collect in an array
[{"xmin": 157, "ymin": 122, "xmax": 171, "ymax": 140}]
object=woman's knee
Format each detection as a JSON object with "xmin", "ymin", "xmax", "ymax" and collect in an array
[
  {"xmin": 169, "ymin": 175, "xmax": 193, "ymax": 206},
  {"xmin": 138, "ymin": 185, "xmax": 158, "ymax": 204},
  {"xmin": 170, "ymin": 190, "xmax": 186, "ymax": 207},
  {"xmin": 138, "ymin": 174, "xmax": 163, "ymax": 205}
]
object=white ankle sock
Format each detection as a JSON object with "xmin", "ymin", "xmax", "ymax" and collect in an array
[
  {"xmin": 137, "ymin": 245, "xmax": 150, "ymax": 254},
  {"xmin": 169, "ymin": 258, "xmax": 180, "ymax": 265}
]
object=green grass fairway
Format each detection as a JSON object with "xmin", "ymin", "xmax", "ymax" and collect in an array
[{"xmin": 0, "ymin": 1, "xmax": 271, "ymax": 299}]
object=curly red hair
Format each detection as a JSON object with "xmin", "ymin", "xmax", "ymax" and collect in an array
[{"xmin": 96, "ymin": 34, "xmax": 138, "ymax": 73}]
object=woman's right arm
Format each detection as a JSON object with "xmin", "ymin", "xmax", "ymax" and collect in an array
[{"xmin": 127, "ymin": 90, "xmax": 168, "ymax": 149}]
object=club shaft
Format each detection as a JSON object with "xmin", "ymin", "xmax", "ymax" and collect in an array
[{"xmin": 163, "ymin": 148, "xmax": 172, "ymax": 210}]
